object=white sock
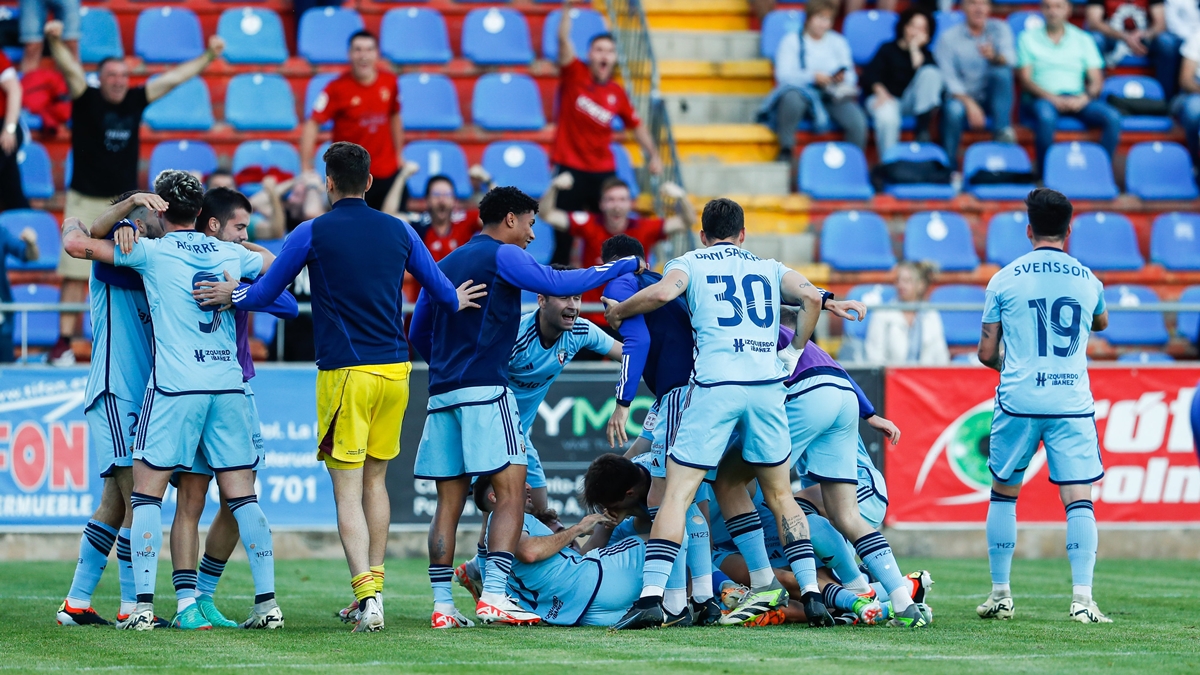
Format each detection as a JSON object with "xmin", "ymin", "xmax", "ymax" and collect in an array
[
  {"xmin": 889, "ymin": 587, "xmax": 913, "ymax": 613},
  {"xmin": 434, "ymin": 601, "xmax": 457, "ymax": 614},
  {"xmin": 843, "ymin": 576, "xmax": 872, "ymax": 594},
  {"xmin": 663, "ymin": 588, "xmax": 687, "ymax": 615},
  {"xmin": 65, "ymin": 597, "xmax": 90, "ymax": 610},
  {"xmin": 1073, "ymin": 585, "xmax": 1092, "ymax": 603},
  {"xmin": 802, "ymin": 583, "xmax": 819, "ymax": 595},
  {"xmin": 993, "ymin": 583, "xmax": 1011, "ymax": 596},
  {"xmin": 119, "ymin": 601, "xmax": 136, "ymax": 616},
  {"xmin": 691, "ymin": 574, "xmax": 713, "ymax": 603},
  {"xmin": 479, "ymin": 591, "xmax": 506, "ymax": 605},
  {"xmin": 177, "ymin": 596, "xmax": 196, "ymax": 613},
  {"xmin": 640, "ymin": 585, "xmax": 664, "ymax": 599},
  {"xmin": 748, "ymin": 568, "xmax": 774, "ymax": 588}
]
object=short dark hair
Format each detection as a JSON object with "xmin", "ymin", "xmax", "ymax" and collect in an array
[
  {"xmin": 601, "ymin": 233, "xmax": 645, "ymax": 263},
  {"xmin": 96, "ymin": 57, "xmax": 123, "ymax": 74},
  {"xmin": 1025, "ymin": 188, "xmax": 1073, "ymax": 240},
  {"xmin": 207, "ymin": 169, "xmax": 233, "ymax": 185},
  {"xmin": 896, "ymin": 8, "xmax": 936, "ymax": 42},
  {"xmin": 323, "ymin": 142, "xmax": 371, "ymax": 196},
  {"xmin": 479, "ymin": 186, "xmax": 539, "ymax": 227},
  {"xmin": 472, "ymin": 474, "xmax": 494, "ymax": 514},
  {"xmin": 153, "ymin": 170, "xmax": 205, "ymax": 226},
  {"xmin": 348, "ymin": 30, "xmax": 377, "ymax": 48},
  {"xmin": 196, "ymin": 187, "xmax": 253, "ymax": 232},
  {"xmin": 425, "ymin": 174, "xmax": 456, "ymax": 197},
  {"xmin": 588, "ymin": 33, "xmax": 615, "ymax": 48},
  {"xmin": 599, "ymin": 177, "xmax": 631, "ymax": 198},
  {"xmin": 700, "ymin": 198, "xmax": 744, "ymax": 241},
  {"xmin": 582, "ymin": 453, "xmax": 642, "ymax": 511}
]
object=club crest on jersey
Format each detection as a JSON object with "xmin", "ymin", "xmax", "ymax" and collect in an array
[{"xmin": 557, "ymin": 348, "xmax": 567, "ymax": 365}]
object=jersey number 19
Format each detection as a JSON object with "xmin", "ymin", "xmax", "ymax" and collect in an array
[{"xmin": 1028, "ymin": 296, "xmax": 1082, "ymax": 357}]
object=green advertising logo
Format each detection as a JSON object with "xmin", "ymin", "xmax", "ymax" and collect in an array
[{"xmin": 915, "ymin": 399, "xmax": 995, "ymax": 497}]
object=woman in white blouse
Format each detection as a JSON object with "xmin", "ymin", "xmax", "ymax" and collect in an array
[{"xmin": 865, "ymin": 261, "xmax": 950, "ymax": 364}]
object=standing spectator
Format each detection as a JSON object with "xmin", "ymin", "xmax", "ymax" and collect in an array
[
  {"xmin": 937, "ymin": 0, "xmax": 1018, "ymax": 169},
  {"xmin": 757, "ymin": 0, "xmax": 868, "ymax": 164},
  {"xmin": 0, "ymin": 224, "xmax": 38, "ymax": 361},
  {"xmin": 18, "ymin": 0, "xmax": 77, "ymax": 73},
  {"xmin": 865, "ymin": 261, "xmax": 950, "ymax": 365},
  {"xmin": 44, "ymin": 20, "xmax": 223, "ymax": 366},
  {"xmin": 863, "ymin": 8, "xmax": 945, "ymax": 157},
  {"xmin": 1085, "ymin": 0, "xmax": 1175, "ymax": 96},
  {"xmin": 1172, "ymin": 34, "xmax": 1200, "ymax": 165},
  {"xmin": 1163, "ymin": 0, "xmax": 1200, "ymax": 98},
  {"xmin": 1018, "ymin": 0, "xmax": 1122, "ymax": 167},
  {"xmin": 0, "ymin": 49, "xmax": 27, "ymax": 211},
  {"xmin": 301, "ymin": 30, "xmax": 402, "ymax": 211},
  {"xmin": 552, "ymin": 0, "xmax": 661, "ymax": 263}
]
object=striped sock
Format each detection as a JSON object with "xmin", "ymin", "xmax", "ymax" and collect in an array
[
  {"xmin": 173, "ymin": 569, "xmax": 198, "ymax": 612},
  {"xmin": 371, "ymin": 564, "xmax": 385, "ymax": 595},
  {"xmin": 228, "ymin": 496, "xmax": 275, "ymax": 604},
  {"xmin": 727, "ymin": 511, "xmax": 773, "ymax": 588},
  {"xmin": 66, "ymin": 520, "xmax": 117, "ymax": 607},
  {"xmin": 821, "ymin": 583, "xmax": 860, "ymax": 612},
  {"xmin": 116, "ymin": 528, "xmax": 135, "ymax": 615},
  {"xmin": 482, "ymin": 551, "xmax": 515, "ymax": 599},
  {"xmin": 1065, "ymin": 500, "xmax": 1097, "ymax": 590},
  {"xmin": 196, "ymin": 554, "xmax": 226, "ymax": 599},
  {"xmin": 641, "ymin": 538, "xmax": 680, "ymax": 599},
  {"xmin": 429, "ymin": 564, "xmax": 454, "ymax": 607},
  {"xmin": 986, "ymin": 490, "xmax": 1018, "ymax": 588},
  {"xmin": 783, "ymin": 539, "xmax": 818, "ymax": 594},
  {"xmin": 351, "ymin": 572, "xmax": 376, "ymax": 603},
  {"xmin": 646, "ymin": 506, "xmax": 659, "ymax": 520},
  {"xmin": 130, "ymin": 492, "xmax": 163, "ymax": 605},
  {"xmin": 854, "ymin": 531, "xmax": 911, "ymax": 612}
]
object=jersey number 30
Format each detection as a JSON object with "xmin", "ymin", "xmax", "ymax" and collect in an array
[
  {"xmin": 1028, "ymin": 297, "xmax": 1082, "ymax": 357},
  {"xmin": 707, "ymin": 275, "xmax": 773, "ymax": 328}
]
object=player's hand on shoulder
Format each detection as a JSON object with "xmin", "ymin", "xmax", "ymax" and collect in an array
[
  {"xmin": 867, "ymin": 415, "xmax": 901, "ymax": 445},
  {"xmin": 193, "ymin": 270, "xmax": 239, "ymax": 310},
  {"xmin": 455, "ymin": 279, "xmax": 487, "ymax": 311},
  {"xmin": 114, "ymin": 224, "xmax": 138, "ymax": 255}
]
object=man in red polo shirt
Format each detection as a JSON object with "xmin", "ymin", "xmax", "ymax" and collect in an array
[
  {"xmin": 302, "ymin": 30, "xmax": 402, "ymax": 210},
  {"xmin": 540, "ymin": 173, "xmax": 694, "ymax": 322},
  {"xmin": 552, "ymin": 1, "xmax": 663, "ymax": 261}
]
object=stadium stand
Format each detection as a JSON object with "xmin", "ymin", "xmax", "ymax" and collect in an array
[
  {"xmin": 611, "ymin": 143, "xmax": 640, "ymax": 199},
  {"xmin": 962, "ymin": 143, "xmax": 1036, "ymax": 201},
  {"xmin": 304, "ymin": 72, "xmax": 339, "ymax": 132},
  {"xmin": 381, "ymin": 8, "xmax": 453, "ymax": 65},
  {"xmin": 148, "ymin": 140, "xmax": 219, "ymax": 190},
  {"xmin": 760, "ymin": 9, "xmax": 805, "ymax": 59},
  {"xmin": 1101, "ymin": 76, "xmax": 1172, "ymax": 132},
  {"xmin": 929, "ymin": 284, "xmax": 987, "ymax": 346},
  {"xmin": 142, "ymin": 77, "xmax": 214, "ymax": 131},
  {"xmin": 232, "ymin": 140, "xmax": 300, "ymax": 194},
  {"xmin": 1150, "ymin": 213, "xmax": 1200, "ymax": 271},
  {"xmin": 403, "ymin": 141, "xmax": 471, "ymax": 199},
  {"xmin": 843, "ymin": 10, "xmax": 898, "ymax": 66},
  {"xmin": 225, "ymin": 74, "xmax": 297, "ymax": 131},
  {"xmin": 472, "ymin": 73, "xmax": 545, "ymax": 131},
  {"xmin": 1068, "ymin": 213, "xmax": 1144, "ymax": 271},
  {"xmin": 880, "ymin": 143, "xmax": 956, "ymax": 200},
  {"xmin": 986, "ymin": 211, "xmax": 1034, "ymax": 267},
  {"xmin": 218, "ymin": 8, "xmax": 288, "ymax": 65},
  {"xmin": 17, "ymin": 143, "xmax": 54, "ymax": 201},
  {"xmin": 1042, "ymin": 142, "xmax": 1119, "ymax": 201},
  {"xmin": 1125, "ymin": 142, "xmax": 1198, "ymax": 201},
  {"xmin": 78, "ymin": 7, "xmax": 123, "ymax": 64},
  {"xmin": 481, "ymin": 141, "xmax": 551, "ymax": 199},
  {"xmin": 843, "ymin": 283, "xmax": 897, "ymax": 341},
  {"xmin": 821, "ymin": 211, "xmax": 896, "ymax": 271},
  {"xmin": 799, "ymin": 143, "xmax": 874, "ymax": 200},
  {"xmin": 297, "ymin": 7, "xmax": 364, "ymax": 64},
  {"xmin": 1102, "ymin": 285, "xmax": 1170, "ymax": 346},
  {"xmin": 543, "ymin": 8, "xmax": 608, "ymax": 62},
  {"xmin": 1176, "ymin": 286, "xmax": 1200, "ymax": 343},
  {"xmin": 0, "ymin": 210, "xmax": 59, "ymax": 271},
  {"xmin": 400, "ymin": 73, "xmax": 463, "ymax": 131},
  {"xmin": 462, "ymin": 7, "xmax": 534, "ymax": 65},
  {"xmin": 11, "ymin": 284, "xmax": 61, "ymax": 348},
  {"xmin": 134, "ymin": 7, "xmax": 204, "ymax": 64},
  {"xmin": 904, "ymin": 211, "xmax": 980, "ymax": 272}
]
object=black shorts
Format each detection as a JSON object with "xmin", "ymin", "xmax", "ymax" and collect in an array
[{"xmin": 551, "ymin": 166, "xmax": 616, "ymax": 264}]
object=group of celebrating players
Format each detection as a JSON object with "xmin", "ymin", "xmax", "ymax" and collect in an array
[{"xmin": 51, "ymin": 140, "xmax": 1111, "ymax": 633}]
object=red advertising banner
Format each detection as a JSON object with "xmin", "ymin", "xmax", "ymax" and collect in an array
[{"xmin": 885, "ymin": 366, "xmax": 1200, "ymax": 525}]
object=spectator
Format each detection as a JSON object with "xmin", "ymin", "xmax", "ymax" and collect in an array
[
  {"xmin": 865, "ymin": 261, "xmax": 950, "ymax": 365},
  {"xmin": 937, "ymin": 0, "xmax": 1018, "ymax": 169},
  {"xmin": 551, "ymin": 0, "xmax": 661, "ymax": 263},
  {"xmin": 1172, "ymin": 35, "xmax": 1200, "ymax": 165},
  {"xmin": 757, "ymin": 0, "xmax": 868, "ymax": 164},
  {"xmin": 1164, "ymin": 0, "xmax": 1200, "ymax": 98},
  {"xmin": 45, "ymin": 19, "xmax": 223, "ymax": 366},
  {"xmin": 863, "ymin": 8, "xmax": 945, "ymax": 157},
  {"xmin": 1084, "ymin": 0, "xmax": 1174, "ymax": 96},
  {"xmin": 0, "ymin": 48, "xmax": 27, "ymax": 211},
  {"xmin": 301, "ymin": 30, "xmax": 402, "ymax": 211},
  {"xmin": 1018, "ymin": 0, "xmax": 1122, "ymax": 167},
  {"xmin": 0, "ymin": 224, "xmax": 38, "ymax": 362},
  {"xmin": 19, "ymin": 0, "xmax": 76, "ymax": 73}
]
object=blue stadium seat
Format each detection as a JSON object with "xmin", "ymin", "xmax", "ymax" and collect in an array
[
  {"xmin": 17, "ymin": 142, "xmax": 54, "ymax": 200},
  {"xmin": 1101, "ymin": 76, "xmax": 1172, "ymax": 131},
  {"xmin": 225, "ymin": 74, "xmax": 297, "ymax": 131},
  {"xmin": 932, "ymin": 10, "xmax": 964, "ymax": 50},
  {"xmin": 1150, "ymin": 212, "xmax": 1200, "ymax": 271},
  {"xmin": 232, "ymin": 140, "xmax": 300, "ymax": 193},
  {"xmin": 1175, "ymin": 285, "xmax": 1200, "ymax": 342},
  {"xmin": 761, "ymin": 9, "xmax": 805, "ymax": 58},
  {"xmin": 482, "ymin": 142, "xmax": 551, "ymax": 198},
  {"xmin": 844, "ymin": 10, "xmax": 898, "ymax": 65},
  {"xmin": 904, "ymin": 211, "xmax": 979, "ymax": 271},
  {"xmin": 148, "ymin": 140, "xmax": 218, "ymax": 190},
  {"xmin": 298, "ymin": 7, "xmax": 364, "ymax": 64},
  {"xmin": 843, "ymin": 283, "xmax": 897, "ymax": 340},
  {"xmin": 1117, "ymin": 351, "xmax": 1174, "ymax": 363},
  {"xmin": 142, "ymin": 77, "xmax": 214, "ymax": 131},
  {"xmin": 11, "ymin": 284, "xmax": 60, "ymax": 348},
  {"xmin": 313, "ymin": 141, "xmax": 331, "ymax": 182},
  {"xmin": 1069, "ymin": 212, "xmax": 1143, "ymax": 271},
  {"xmin": 134, "ymin": 8, "xmax": 203, "ymax": 63},
  {"xmin": 64, "ymin": 151, "xmax": 71, "ymax": 187},
  {"xmin": 403, "ymin": 141, "xmax": 470, "ymax": 199},
  {"xmin": 1126, "ymin": 142, "xmax": 1198, "ymax": 201},
  {"xmin": 611, "ymin": 144, "xmax": 640, "ymax": 199},
  {"xmin": 1043, "ymin": 142, "xmax": 1118, "ymax": 200},
  {"xmin": 462, "ymin": 8, "xmax": 533, "ymax": 65},
  {"xmin": 399, "ymin": 73, "xmax": 463, "ymax": 131},
  {"xmin": 381, "ymin": 7, "xmax": 452, "ymax": 64},
  {"xmin": 526, "ymin": 223, "xmax": 557, "ymax": 264},
  {"xmin": 1006, "ymin": 11, "xmax": 1043, "ymax": 42},
  {"xmin": 1102, "ymin": 285, "xmax": 1168, "ymax": 345},
  {"xmin": 304, "ymin": 73, "xmax": 339, "ymax": 131},
  {"xmin": 929, "ymin": 284, "xmax": 986, "ymax": 346},
  {"xmin": 472, "ymin": 73, "xmax": 545, "ymax": 131},
  {"xmin": 799, "ymin": 142, "xmax": 873, "ymax": 200},
  {"xmin": 986, "ymin": 211, "xmax": 1033, "ymax": 267},
  {"xmin": 963, "ymin": 142, "xmax": 1035, "ymax": 201},
  {"xmin": 543, "ymin": 8, "xmax": 608, "ymax": 62},
  {"xmin": 0, "ymin": 210, "xmax": 59, "ymax": 270},
  {"xmin": 820, "ymin": 211, "xmax": 896, "ymax": 271},
  {"xmin": 218, "ymin": 8, "xmax": 288, "ymax": 64},
  {"xmin": 79, "ymin": 7, "xmax": 123, "ymax": 64},
  {"xmin": 881, "ymin": 142, "xmax": 956, "ymax": 200}
]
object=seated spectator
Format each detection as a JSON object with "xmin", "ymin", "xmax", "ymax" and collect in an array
[
  {"xmin": 1019, "ymin": 0, "xmax": 1122, "ymax": 167},
  {"xmin": 1172, "ymin": 35, "xmax": 1200, "ymax": 167},
  {"xmin": 1085, "ymin": 0, "xmax": 1175, "ymax": 96},
  {"xmin": 865, "ymin": 261, "xmax": 950, "ymax": 365},
  {"xmin": 1164, "ymin": 0, "xmax": 1200, "ymax": 98},
  {"xmin": 757, "ymin": 0, "xmax": 868, "ymax": 162},
  {"xmin": 937, "ymin": 0, "xmax": 1018, "ymax": 169},
  {"xmin": 863, "ymin": 8, "xmax": 944, "ymax": 157}
]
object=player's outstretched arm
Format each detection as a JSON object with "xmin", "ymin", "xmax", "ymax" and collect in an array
[
  {"xmin": 780, "ymin": 269, "xmax": 824, "ymax": 348},
  {"xmin": 62, "ymin": 218, "xmax": 117, "ymax": 265},
  {"xmin": 515, "ymin": 513, "xmax": 615, "ymax": 564},
  {"xmin": 197, "ymin": 222, "xmax": 312, "ymax": 311},
  {"xmin": 402, "ymin": 221, "xmax": 485, "ymax": 312},
  {"xmin": 601, "ymin": 268, "xmax": 688, "ymax": 331},
  {"xmin": 408, "ymin": 290, "xmax": 435, "ymax": 362},
  {"xmin": 978, "ymin": 321, "xmax": 1003, "ymax": 371},
  {"xmin": 497, "ymin": 245, "xmax": 639, "ymax": 297}
]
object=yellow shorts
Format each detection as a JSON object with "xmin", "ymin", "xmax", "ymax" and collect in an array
[{"xmin": 316, "ymin": 363, "xmax": 412, "ymax": 470}]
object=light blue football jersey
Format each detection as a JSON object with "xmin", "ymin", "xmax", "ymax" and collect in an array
[
  {"xmin": 664, "ymin": 243, "xmax": 789, "ymax": 386},
  {"xmin": 508, "ymin": 311, "xmax": 614, "ymax": 432},
  {"xmin": 500, "ymin": 513, "xmax": 601, "ymax": 626},
  {"xmin": 983, "ymin": 248, "xmax": 1105, "ymax": 415},
  {"xmin": 84, "ymin": 272, "xmax": 154, "ymax": 408},
  {"xmin": 115, "ymin": 231, "xmax": 264, "ymax": 394}
]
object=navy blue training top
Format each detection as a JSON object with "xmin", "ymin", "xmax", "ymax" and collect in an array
[{"xmin": 604, "ymin": 270, "xmax": 695, "ymax": 405}]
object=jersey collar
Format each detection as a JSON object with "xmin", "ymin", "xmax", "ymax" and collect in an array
[{"xmin": 1033, "ymin": 246, "xmax": 1066, "ymax": 252}]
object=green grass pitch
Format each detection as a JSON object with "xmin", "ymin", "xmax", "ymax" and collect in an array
[{"xmin": 2, "ymin": 557, "xmax": 1198, "ymax": 674}]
